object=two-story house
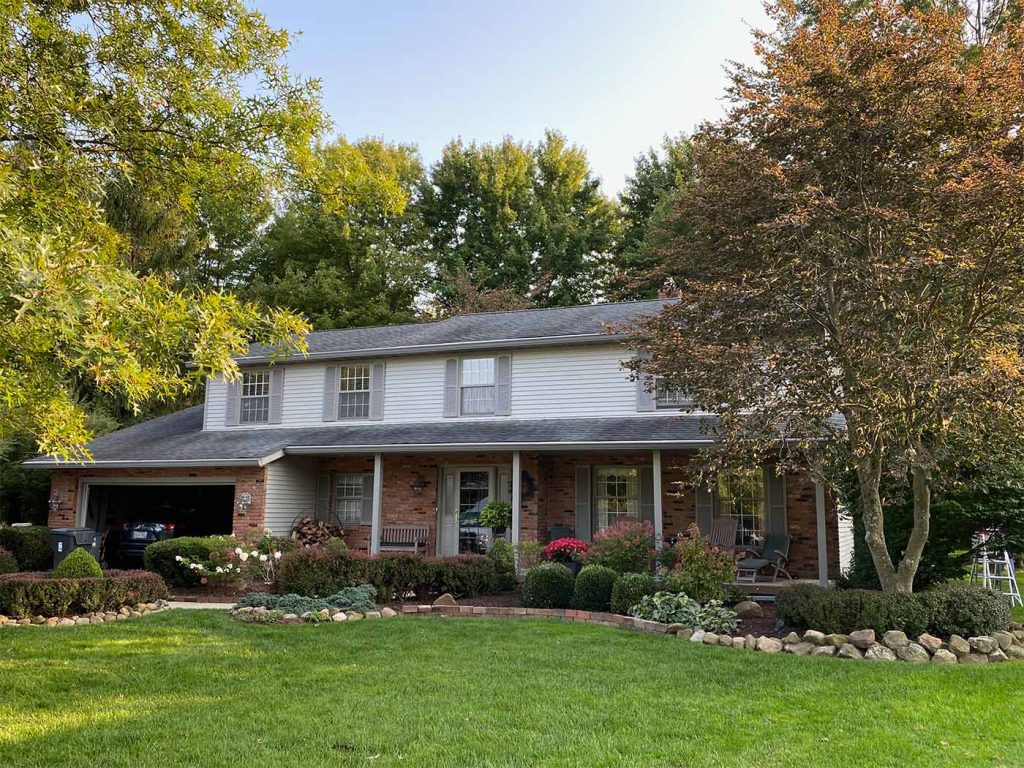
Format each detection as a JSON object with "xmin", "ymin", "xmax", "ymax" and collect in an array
[{"xmin": 31, "ymin": 300, "xmax": 840, "ymax": 581}]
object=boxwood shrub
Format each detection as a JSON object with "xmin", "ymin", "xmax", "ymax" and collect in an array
[
  {"xmin": 777, "ymin": 581, "xmax": 1010, "ymax": 637},
  {"xmin": 0, "ymin": 526, "xmax": 52, "ymax": 571},
  {"xmin": 53, "ymin": 548, "xmax": 103, "ymax": 579},
  {"xmin": 237, "ymin": 585, "xmax": 378, "ymax": 614},
  {"xmin": 521, "ymin": 563, "xmax": 575, "ymax": 609},
  {"xmin": 142, "ymin": 536, "xmax": 235, "ymax": 587},
  {"xmin": 0, "ymin": 546, "xmax": 18, "ymax": 575},
  {"xmin": 571, "ymin": 564, "xmax": 618, "ymax": 611},
  {"xmin": 610, "ymin": 571, "xmax": 659, "ymax": 615},
  {"xmin": 0, "ymin": 570, "xmax": 168, "ymax": 618}
]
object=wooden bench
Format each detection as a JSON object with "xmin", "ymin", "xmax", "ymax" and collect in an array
[{"xmin": 379, "ymin": 525, "xmax": 429, "ymax": 555}]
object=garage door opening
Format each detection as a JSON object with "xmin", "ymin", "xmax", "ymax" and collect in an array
[{"xmin": 83, "ymin": 483, "xmax": 234, "ymax": 540}]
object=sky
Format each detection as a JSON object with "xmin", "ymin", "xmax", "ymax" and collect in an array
[{"xmin": 256, "ymin": 1, "xmax": 771, "ymax": 195}]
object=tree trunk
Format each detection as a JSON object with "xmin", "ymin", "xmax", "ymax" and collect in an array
[
  {"xmin": 894, "ymin": 463, "xmax": 931, "ymax": 593},
  {"xmin": 856, "ymin": 458, "xmax": 900, "ymax": 593}
]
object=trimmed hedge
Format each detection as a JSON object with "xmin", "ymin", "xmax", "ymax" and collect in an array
[
  {"xmin": 0, "ymin": 546, "xmax": 18, "ymax": 575},
  {"xmin": 0, "ymin": 570, "xmax": 168, "ymax": 618},
  {"xmin": 237, "ymin": 585, "xmax": 378, "ymax": 614},
  {"xmin": 610, "ymin": 572, "xmax": 658, "ymax": 615},
  {"xmin": 521, "ymin": 563, "xmax": 575, "ymax": 609},
  {"xmin": 142, "ymin": 536, "xmax": 235, "ymax": 587},
  {"xmin": 571, "ymin": 564, "xmax": 618, "ymax": 611},
  {"xmin": 53, "ymin": 548, "xmax": 103, "ymax": 579},
  {"xmin": 275, "ymin": 548, "xmax": 515, "ymax": 601},
  {"xmin": 777, "ymin": 582, "xmax": 1011, "ymax": 637},
  {"xmin": 0, "ymin": 526, "xmax": 51, "ymax": 571}
]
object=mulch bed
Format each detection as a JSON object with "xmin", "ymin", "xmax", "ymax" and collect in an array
[{"xmin": 169, "ymin": 584, "xmax": 273, "ymax": 603}]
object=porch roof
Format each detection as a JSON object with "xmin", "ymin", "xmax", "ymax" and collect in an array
[{"xmin": 24, "ymin": 405, "xmax": 720, "ymax": 469}]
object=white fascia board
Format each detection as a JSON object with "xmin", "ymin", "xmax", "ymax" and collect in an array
[
  {"xmin": 23, "ymin": 457, "xmax": 268, "ymax": 469},
  {"xmin": 284, "ymin": 439, "xmax": 713, "ymax": 455}
]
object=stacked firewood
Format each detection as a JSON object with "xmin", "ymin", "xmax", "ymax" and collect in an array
[{"xmin": 291, "ymin": 516, "xmax": 345, "ymax": 548}]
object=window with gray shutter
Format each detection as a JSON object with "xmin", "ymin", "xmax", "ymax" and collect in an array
[
  {"xmin": 268, "ymin": 368, "xmax": 285, "ymax": 424},
  {"xmin": 494, "ymin": 355, "xmax": 511, "ymax": 415},
  {"xmin": 322, "ymin": 365, "xmax": 339, "ymax": 422},
  {"xmin": 224, "ymin": 378, "xmax": 240, "ymax": 427},
  {"xmin": 574, "ymin": 465, "xmax": 592, "ymax": 542},
  {"xmin": 443, "ymin": 358, "xmax": 459, "ymax": 417},
  {"xmin": 635, "ymin": 351, "xmax": 655, "ymax": 412},
  {"xmin": 695, "ymin": 483, "xmax": 714, "ymax": 534},
  {"xmin": 314, "ymin": 474, "xmax": 330, "ymax": 521},
  {"xmin": 765, "ymin": 465, "xmax": 787, "ymax": 536},
  {"xmin": 369, "ymin": 362, "xmax": 385, "ymax": 420}
]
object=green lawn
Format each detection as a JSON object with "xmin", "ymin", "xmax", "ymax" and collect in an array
[{"xmin": 2, "ymin": 611, "xmax": 1023, "ymax": 768}]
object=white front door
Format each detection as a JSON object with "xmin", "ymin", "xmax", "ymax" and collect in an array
[{"xmin": 439, "ymin": 468, "xmax": 494, "ymax": 556}]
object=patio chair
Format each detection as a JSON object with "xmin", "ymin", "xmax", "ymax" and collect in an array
[
  {"xmin": 735, "ymin": 533, "xmax": 792, "ymax": 584},
  {"xmin": 705, "ymin": 518, "xmax": 738, "ymax": 551}
]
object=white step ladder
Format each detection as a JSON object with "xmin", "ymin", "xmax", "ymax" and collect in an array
[{"xmin": 970, "ymin": 546, "xmax": 1023, "ymax": 608}]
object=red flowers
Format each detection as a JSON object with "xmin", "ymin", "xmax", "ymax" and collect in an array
[{"xmin": 543, "ymin": 537, "xmax": 589, "ymax": 563}]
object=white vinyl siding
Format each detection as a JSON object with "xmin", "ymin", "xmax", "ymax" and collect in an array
[
  {"xmin": 204, "ymin": 344, "xmax": 699, "ymax": 430},
  {"xmin": 263, "ymin": 456, "xmax": 317, "ymax": 535}
]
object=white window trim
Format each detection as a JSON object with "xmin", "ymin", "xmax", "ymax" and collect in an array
[
  {"xmin": 715, "ymin": 469, "xmax": 767, "ymax": 547},
  {"xmin": 654, "ymin": 375, "xmax": 691, "ymax": 409},
  {"xmin": 458, "ymin": 356, "xmax": 497, "ymax": 417},
  {"xmin": 333, "ymin": 472, "xmax": 367, "ymax": 525},
  {"xmin": 337, "ymin": 362, "xmax": 372, "ymax": 421},
  {"xmin": 239, "ymin": 369, "xmax": 271, "ymax": 424},
  {"xmin": 593, "ymin": 465, "xmax": 642, "ymax": 533}
]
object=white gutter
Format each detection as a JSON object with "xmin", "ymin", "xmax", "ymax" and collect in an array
[
  {"xmin": 23, "ymin": 455, "xmax": 281, "ymax": 469},
  {"xmin": 284, "ymin": 439, "xmax": 714, "ymax": 455}
]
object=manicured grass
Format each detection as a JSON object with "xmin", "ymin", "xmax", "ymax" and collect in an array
[{"xmin": 2, "ymin": 611, "xmax": 1023, "ymax": 767}]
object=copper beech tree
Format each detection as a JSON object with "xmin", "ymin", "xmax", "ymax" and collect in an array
[{"xmin": 631, "ymin": 0, "xmax": 1024, "ymax": 592}]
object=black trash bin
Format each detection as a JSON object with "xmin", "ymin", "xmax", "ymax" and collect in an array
[{"xmin": 49, "ymin": 528, "xmax": 102, "ymax": 568}]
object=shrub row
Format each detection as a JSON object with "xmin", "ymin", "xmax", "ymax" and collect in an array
[
  {"xmin": 143, "ymin": 536, "xmax": 237, "ymax": 587},
  {"xmin": 0, "ymin": 570, "xmax": 169, "ymax": 618},
  {"xmin": 610, "ymin": 572, "xmax": 658, "ymax": 615},
  {"xmin": 0, "ymin": 546, "xmax": 18, "ymax": 575},
  {"xmin": 522, "ymin": 564, "xmax": 661, "ymax": 613},
  {"xmin": 0, "ymin": 526, "xmax": 51, "ymax": 571},
  {"xmin": 236, "ymin": 585, "xmax": 378, "ymax": 614},
  {"xmin": 777, "ymin": 582, "xmax": 1011, "ymax": 638},
  {"xmin": 276, "ymin": 548, "xmax": 515, "ymax": 601}
]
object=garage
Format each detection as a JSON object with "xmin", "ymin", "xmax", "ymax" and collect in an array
[{"xmin": 81, "ymin": 482, "xmax": 235, "ymax": 565}]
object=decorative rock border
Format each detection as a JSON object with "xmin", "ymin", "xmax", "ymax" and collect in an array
[
  {"xmin": 231, "ymin": 605, "xmax": 399, "ymax": 624},
  {"xmin": 404, "ymin": 604, "xmax": 1024, "ymax": 664},
  {"xmin": 0, "ymin": 600, "xmax": 170, "ymax": 628}
]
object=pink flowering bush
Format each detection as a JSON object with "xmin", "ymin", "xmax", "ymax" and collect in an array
[
  {"xmin": 543, "ymin": 537, "xmax": 589, "ymax": 564},
  {"xmin": 663, "ymin": 524, "xmax": 736, "ymax": 604},
  {"xmin": 586, "ymin": 520, "xmax": 655, "ymax": 574}
]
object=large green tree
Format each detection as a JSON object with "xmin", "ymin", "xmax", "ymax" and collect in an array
[
  {"xmin": 632, "ymin": 0, "xmax": 1024, "ymax": 592},
  {"xmin": 421, "ymin": 130, "xmax": 618, "ymax": 311},
  {"xmin": 242, "ymin": 137, "xmax": 428, "ymax": 330},
  {"xmin": 0, "ymin": 0, "xmax": 324, "ymax": 460}
]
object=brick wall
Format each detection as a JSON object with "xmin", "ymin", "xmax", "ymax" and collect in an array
[{"xmin": 47, "ymin": 466, "xmax": 267, "ymax": 537}]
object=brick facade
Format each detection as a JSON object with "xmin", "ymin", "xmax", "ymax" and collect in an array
[{"xmin": 47, "ymin": 451, "xmax": 839, "ymax": 579}]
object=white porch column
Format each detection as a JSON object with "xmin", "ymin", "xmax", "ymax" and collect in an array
[
  {"xmin": 370, "ymin": 453, "xmax": 383, "ymax": 555},
  {"xmin": 652, "ymin": 449, "xmax": 664, "ymax": 548},
  {"xmin": 815, "ymin": 479, "xmax": 828, "ymax": 586},
  {"xmin": 511, "ymin": 450, "xmax": 522, "ymax": 548}
]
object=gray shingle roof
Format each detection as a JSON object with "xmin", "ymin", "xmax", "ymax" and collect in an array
[
  {"xmin": 24, "ymin": 405, "xmax": 719, "ymax": 467},
  {"xmin": 240, "ymin": 299, "xmax": 673, "ymax": 363}
]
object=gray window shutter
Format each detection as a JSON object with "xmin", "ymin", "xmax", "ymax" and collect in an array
[
  {"xmin": 497, "ymin": 466, "xmax": 511, "ymax": 504},
  {"xmin": 574, "ymin": 465, "xmax": 592, "ymax": 542},
  {"xmin": 361, "ymin": 473, "xmax": 375, "ymax": 525},
  {"xmin": 225, "ymin": 378, "xmax": 240, "ymax": 426},
  {"xmin": 765, "ymin": 465, "xmax": 787, "ymax": 536},
  {"xmin": 696, "ymin": 483, "xmax": 714, "ymax": 534},
  {"xmin": 369, "ymin": 362, "xmax": 385, "ymax": 420},
  {"xmin": 638, "ymin": 466, "xmax": 654, "ymax": 523},
  {"xmin": 636, "ymin": 350, "xmax": 655, "ymax": 412},
  {"xmin": 494, "ymin": 354, "xmax": 511, "ymax": 415},
  {"xmin": 314, "ymin": 474, "xmax": 330, "ymax": 522},
  {"xmin": 268, "ymin": 368, "xmax": 285, "ymax": 424},
  {"xmin": 443, "ymin": 358, "xmax": 459, "ymax": 417},
  {"xmin": 322, "ymin": 365, "xmax": 339, "ymax": 422}
]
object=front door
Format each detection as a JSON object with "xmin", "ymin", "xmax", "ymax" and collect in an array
[{"xmin": 439, "ymin": 468, "xmax": 494, "ymax": 556}]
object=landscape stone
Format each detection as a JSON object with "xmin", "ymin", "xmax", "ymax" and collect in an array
[
  {"xmin": 733, "ymin": 600, "xmax": 763, "ymax": 619},
  {"xmin": 864, "ymin": 643, "xmax": 897, "ymax": 661},
  {"xmin": 365, "ymin": 611, "xmax": 382, "ymax": 620},
  {"xmin": 433, "ymin": 593, "xmax": 457, "ymax": 607},
  {"xmin": 666, "ymin": 623, "xmax": 688, "ymax": 635},
  {"xmin": 331, "ymin": 612, "xmax": 347, "ymax": 622},
  {"xmin": 676, "ymin": 628, "xmax": 693, "ymax": 641},
  {"xmin": 345, "ymin": 611, "xmax": 363, "ymax": 621},
  {"xmin": 881, "ymin": 630, "xmax": 909, "ymax": 650},
  {"xmin": 703, "ymin": 632, "xmax": 719, "ymax": 646},
  {"xmin": 1005, "ymin": 645, "xmax": 1024, "ymax": 660},
  {"xmin": 784, "ymin": 642, "xmax": 815, "ymax": 657},
  {"xmin": 380, "ymin": 607, "xmax": 397, "ymax": 618},
  {"xmin": 988, "ymin": 649, "xmax": 1008, "ymax": 663},
  {"xmin": 849, "ymin": 629, "xmax": 876, "ymax": 649},
  {"xmin": 756, "ymin": 636, "xmax": 783, "ymax": 653},
  {"xmin": 992, "ymin": 631, "xmax": 1015, "ymax": 651},
  {"xmin": 1012, "ymin": 630, "xmax": 1024, "ymax": 642},
  {"xmin": 115, "ymin": 614, "xmax": 127, "ymax": 620},
  {"xmin": 58, "ymin": 618, "xmax": 75, "ymax": 627},
  {"xmin": 31, "ymin": 615, "xmax": 46, "ymax": 625},
  {"xmin": 744, "ymin": 634, "xmax": 758, "ymax": 650},
  {"xmin": 718, "ymin": 634, "xmax": 733, "ymax": 647},
  {"xmin": 916, "ymin": 633, "xmax": 943, "ymax": 654},
  {"xmin": 781, "ymin": 631, "xmax": 801, "ymax": 645},
  {"xmin": 0, "ymin": 615, "xmax": 7, "ymax": 624},
  {"xmin": 732, "ymin": 637, "xmax": 746, "ymax": 649},
  {"xmin": 802, "ymin": 630, "xmax": 826, "ymax": 646},
  {"xmin": 931, "ymin": 649, "xmax": 958, "ymax": 664},
  {"xmin": 46, "ymin": 617, "xmax": 59, "ymax": 627},
  {"xmin": 823, "ymin": 633, "xmax": 849, "ymax": 647},
  {"xmin": 811, "ymin": 645, "xmax": 837, "ymax": 657},
  {"xmin": 690, "ymin": 630, "xmax": 706, "ymax": 644},
  {"xmin": 959, "ymin": 653, "xmax": 989, "ymax": 665},
  {"xmin": 948, "ymin": 635, "xmax": 970, "ymax": 657},
  {"xmin": 896, "ymin": 643, "xmax": 930, "ymax": 663},
  {"xmin": 969, "ymin": 636, "xmax": 998, "ymax": 654},
  {"xmin": 75, "ymin": 617, "xmax": 90, "ymax": 626},
  {"xmin": 837, "ymin": 643, "xmax": 863, "ymax": 660}
]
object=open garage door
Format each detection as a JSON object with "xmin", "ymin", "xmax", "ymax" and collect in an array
[{"xmin": 84, "ymin": 483, "xmax": 234, "ymax": 539}]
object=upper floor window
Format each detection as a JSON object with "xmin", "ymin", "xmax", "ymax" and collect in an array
[
  {"xmin": 595, "ymin": 466, "xmax": 640, "ymax": 532},
  {"xmin": 716, "ymin": 469, "xmax": 765, "ymax": 547},
  {"xmin": 339, "ymin": 364, "xmax": 371, "ymax": 419},
  {"xmin": 655, "ymin": 376, "xmax": 690, "ymax": 408},
  {"xmin": 240, "ymin": 370, "xmax": 270, "ymax": 424},
  {"xmin": 460, "ymin": 357, "xmax": 496, "ymax": 415}
]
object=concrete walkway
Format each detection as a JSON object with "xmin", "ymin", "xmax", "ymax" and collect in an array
[{"xmin": 167, "ymin": 601, "xmax": 234, "ymax": 610}]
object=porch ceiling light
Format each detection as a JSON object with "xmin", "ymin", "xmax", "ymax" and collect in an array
[{"xmin": 410, "ymin": 475, "xmax": 428, "ymax": 494}]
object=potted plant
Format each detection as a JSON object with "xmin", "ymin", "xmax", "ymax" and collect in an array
[
  {"xmin": 479, "ymin": 500, "xmax": 512, "ymax": 538},
  {"xmin": 543, "ymin": 537, "xmax": 589, "ymax": 576}
]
